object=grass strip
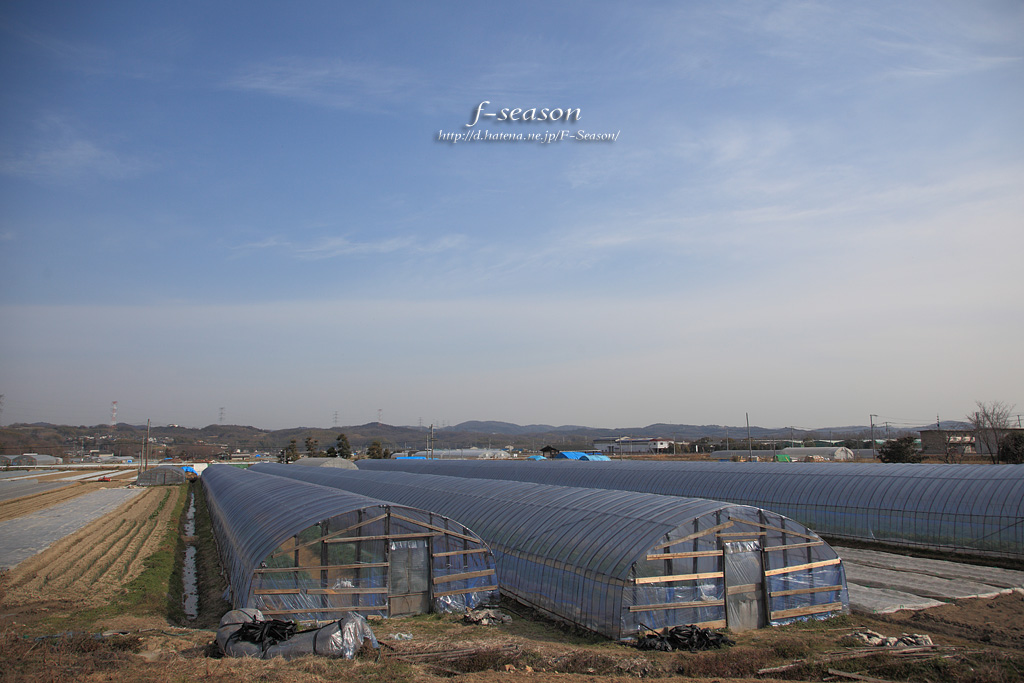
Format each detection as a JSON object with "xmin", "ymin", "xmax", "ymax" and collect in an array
[{"xmin": 105, "ymin": 486, "xmax": 185, "ymax": 620}]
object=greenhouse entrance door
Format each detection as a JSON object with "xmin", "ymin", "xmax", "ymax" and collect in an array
[
  {"xmin": 723, "ymin": 541, "xmax": 766, "ymax": 631},
  {"xmin": 389, "ymin": 539, "xmax": 431, "ymax": 616}
]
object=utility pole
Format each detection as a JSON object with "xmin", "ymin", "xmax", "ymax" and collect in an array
[
  {"xmin": 143, "ymin": 419, "xmax": 151, "ymax": 473},
  {"xmin": 746, "ymin": 412, "xmax": 752, "ymax": 459},
  {"xmin": 870, "ymin": 415, "xmax": 878, "ymax": 458}
]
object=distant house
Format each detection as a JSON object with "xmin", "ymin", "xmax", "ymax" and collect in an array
[
  {"xmin": 919, "ymin": 429, "xmax": 976, "ymax": 456},
  {"xmin": 593, "ymin": 437, "xmax": 674, "ymax": 455},
  {"xmin": 920, "ymin": 427, "xmax": 1024, "ymax": 457}
]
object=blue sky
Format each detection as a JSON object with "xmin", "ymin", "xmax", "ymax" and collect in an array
[{"xmin": 1, "ymin": 1, "xmax": 1021, "ymax": 431}]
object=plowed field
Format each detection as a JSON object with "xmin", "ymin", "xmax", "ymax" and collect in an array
[
  {"xmin": 0, "ymin": 479, "xmax": 128, "ymax": 523},
  {"xmin": 0, "ymin": 486, "xmax": 182, "ymax": 609}
]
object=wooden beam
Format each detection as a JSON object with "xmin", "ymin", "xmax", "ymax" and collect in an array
[
  {"xmin": 266, "ymin": 513, "xmax": 387, "ymax": 559},
  {"xmin": 389, "ymin": 512, "xmax": 481, "ymax": 543},
  {"xmin": 628, "ymin": 599, "xmax": 725, "ymax": 613},
  {"xmin": 769, "ymin": 584, "xmax": 844, "ymax": 598},
  {"xmin": 694, "ymin": 619, "xmax": 727, "ymax": 629},
  {"xmin": 433, "ymin": 548, "xmax": 490, "ymax": 558},
  {"xmin": 433, "ymin": 568, "xmax": 496, "ymax": 585},
  {"xmin": 254, "ymin": 561, "xmax": 388, "ymax": 574},
  {"xmin": 634, "ymin": 571, "xmax": 723, "ymax": 585},
  {"xmin": 433, "ymin": 584, "xmax": 499, "ymax": 598},
  {"xmin": 770, "ymin": 601, "xmax": 843, "ymax": 620},
  {"xmin": 325, "ymin": 532, "xmax": 439, "ymax": 543},
  {"xmin": 764, "ymin": 541, "xmax": 824, "ymax": 552},
  {"xmin": 826, "ymin": 668, "xmax": 897, "ymax": 683},
  {"xmin": 646, "ymin": 549, "xmax": 723, "ymax": 561},
  {"xmin": 651, "ymin": 522, "xmax": 734, "ymax": 550},
  {"xmin": 259, "ymin": 606, "xmax": 385, "ymax": 615},
  {"xmin": 253, "ymin": 587, "xmax": 388, "ymax": 595},
  {"xmin": 764, "ymin": 558, "xmax": 840, "ymax": 577},
  {"xmin": 733, "ymin": 519, "xmax": 818, "ymax": 541}
]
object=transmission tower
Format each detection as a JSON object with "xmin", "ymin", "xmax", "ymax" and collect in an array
[
  {"xmin": 110, "ymin": 401, "xmax": 118, "ymax": 432},
  {"xmin": 219, "ymin": 407, "xmax": 225, "ymax": 424},
  {"xmin": 333, "ymin": 411, "xmax": 339, "ymax": 427},
  {"xmin": 377, "ymin": 409, "xmax": 383, "ymax": 426}
]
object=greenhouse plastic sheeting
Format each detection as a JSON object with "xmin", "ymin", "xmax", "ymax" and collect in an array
[
  {"xmin": 201, "ymin": 465, "xmax": 497, "ymax": 623},
  {"xmin": 356, "ymin": 459, "xmax": 1024, "ymax": 559},
  {"xmin": 252, "ymin": 463, "xmax": 848, "ymax": 640},
  {"xmin": 136, "ymin": 466, "xmax": 187, "ymax": 486}
]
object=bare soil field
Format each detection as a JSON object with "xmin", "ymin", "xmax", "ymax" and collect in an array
[{"xmin": 0, "ymin": 482, "xmax": 1022, "ymax": 683}]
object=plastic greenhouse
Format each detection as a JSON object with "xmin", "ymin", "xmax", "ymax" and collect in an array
[
  {"xmin": 136, "ymin": 466, "xmax": 188, "ymax": 486},
  {"xmin": 13, "ymin": 454, "xmax": 62, "ymax": 466},
  {"xmin": 292, "ymin": 457, "xmax": 358, "ymax": 469},
  {"xmin": 202, "ymin": 465, "xmax": 498, "ymax": 622},
  {"xmin": 357, "ymin": 460, "xmax": 1024, "ymax": 559},
  {"xmin": 252, "ymin": 463, "xmax": 849, "ymax": 639}
]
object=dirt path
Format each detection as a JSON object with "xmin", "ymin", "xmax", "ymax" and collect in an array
[{"xmin": 0, "ymin": 486, "xmax": 182, "ymax": 610}]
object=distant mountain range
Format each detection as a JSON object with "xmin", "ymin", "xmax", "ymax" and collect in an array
[{"xmin": 2, "ymin": 419, "xmax": 971, "ymax": 454}]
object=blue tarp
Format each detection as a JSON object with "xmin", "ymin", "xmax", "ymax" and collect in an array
[
  {"xmin": 552, "ymin": 451, "xmax": 586, "ymax": 459},
  {"xmin": 580, "ymin": 454, "xmax": 611, "ymax": 461}
]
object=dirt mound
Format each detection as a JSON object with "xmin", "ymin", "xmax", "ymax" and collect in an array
[{"xmin": 878, "ymin": 589, "xmax": 1024, "ymax": 649}]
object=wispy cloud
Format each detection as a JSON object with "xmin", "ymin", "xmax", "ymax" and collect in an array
[
  {"xmin": 228, "ymin": 58, "xmax": 422, "ymax": 111},
  {"xmin": 1, "ymin": 18, "xmax": 178, "ymax": 80},
  {"xmin": 0, "ymin": 138, "xmax": 148, "ymax": 181},
  {"xmin": 235, "ymin": 233, "xmax": 467, "ymax": 260},
  {"xmin": 0, "ymin": 115, "xmax": 150, "ymax": 182}
]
